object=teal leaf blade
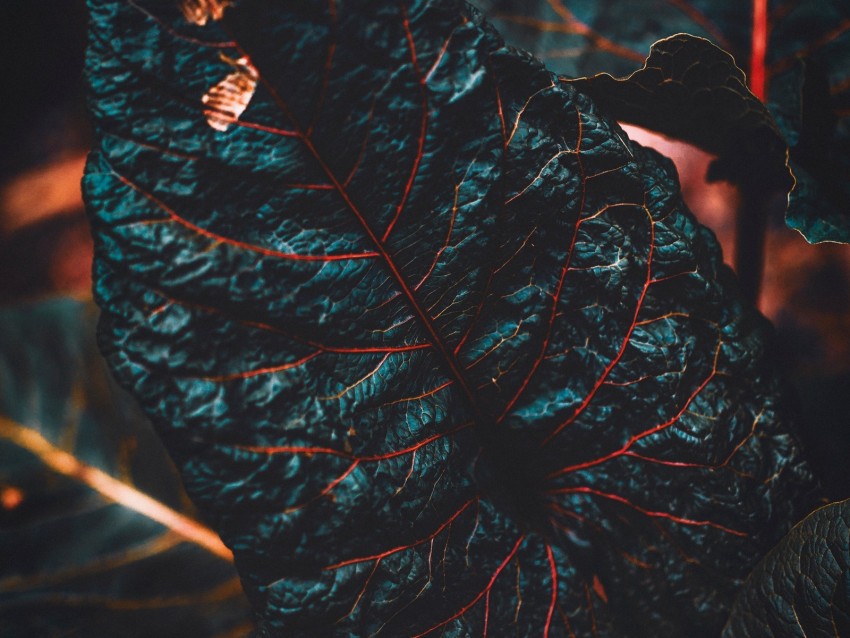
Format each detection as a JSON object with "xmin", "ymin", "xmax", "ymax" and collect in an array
[{"xmin": 85, "ymin": 1, "xmax": 816, "ymax": 635}]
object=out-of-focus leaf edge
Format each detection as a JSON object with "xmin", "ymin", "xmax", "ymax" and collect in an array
[
  {"xmin": 0, "ymin": 415, "xmax": 232, "ymax": 560},
  {"xmin": 0, "ymin": 298, "xmax": 254, "ymax": 636},
  {"xmin": 723, "ymin": 497, "xmax": 850, "ymax": 637}
]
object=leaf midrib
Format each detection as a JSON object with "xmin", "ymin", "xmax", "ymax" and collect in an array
[{"xmin": 221, "ymin": 10, "xmax": 487, "ymax": 424}]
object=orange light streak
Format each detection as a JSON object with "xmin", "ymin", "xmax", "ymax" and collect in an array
[{"xmin": 0, "ymin": 416, "xmax": 232, "ymax": 561}]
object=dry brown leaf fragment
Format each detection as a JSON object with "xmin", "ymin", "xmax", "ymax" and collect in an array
[
  {"xmin": 202, "ymin": 55, "xmax": 258, "ymax": 131},
  {"xmin": 179, "ymin": 0, "xmax": 232, "ymax": 26}
]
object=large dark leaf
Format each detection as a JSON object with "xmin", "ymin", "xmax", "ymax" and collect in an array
[
  {"xmin": 478, "ymin": 0, "xmax": 850, "ymax": 244},
  {"xmin": 0, "ymin": 299, "xmax": 253, "ymax": 636},
  {"xmin": 724, "ymin": 498, "xmax": 850, "ymax": 637},
  {"xmin": 85, "ymin": 1, "xmax": 816, "ymax": 635}
]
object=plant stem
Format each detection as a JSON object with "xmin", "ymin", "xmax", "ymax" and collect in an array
[
  {"xmin": 736, "ymin": 186, "xmax": 788, "ymax": 306},
  {"xmin": 750, "ymin": 0, "xmax": 768, "ymax": 100},
  {"xmin": 735, "ymin": 188, "xmax": 766, "ymax": 305}
]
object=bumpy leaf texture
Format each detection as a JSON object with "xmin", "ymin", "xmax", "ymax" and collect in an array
[
  {"xmin": 478, "ymin": 0, "xmax": 850, "ymax": 244},
  {"xmin": 724, "ymin": 498, "xmax": 850, "ymax": 637},
  {"xmin": 0, "ymin": 299, "xmax": 252, "ymax": 636},
  {"xmin": 85, "ymin": 1, "xmax": 816, "ymax": 635}
]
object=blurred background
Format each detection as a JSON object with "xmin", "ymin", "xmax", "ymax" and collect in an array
[
  {"xmin": 0, "ymin": 1, "xmax": 848, "ymax": 634},
  {"xmin": 0, "ymin": 0, "xmax": 91, "ymax": 304},
  {"xmin": 0, "ymin": 4, "xmax": 254, "ymax": 635}
]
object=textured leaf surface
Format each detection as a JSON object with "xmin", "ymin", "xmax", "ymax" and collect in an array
[
  {"xmin": 85, "ymin": 1, "xmax": 816, "ymax": 635},
  {"xmin": 478, "ymin": 0, "xmax": 850, "ymax": 243},
  {"xmin": 566, "ymin": 35, "xmax": 792, "ymax": 202},
  {"xmin": 0, "ymin": 299, "xmax": 252, "ymax": 637},
  {"xmin": 724, "ymin": 498, "xmax": 850, "ymax": 637},
  {"xmin": 563, "ymin": 33, "xmax": 793, "ymax": 301}
]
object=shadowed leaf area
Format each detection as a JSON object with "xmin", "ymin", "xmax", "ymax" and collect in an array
[
  {"xmin": 724, "ymin": 498, "xmax": 850, "ymax": 637},
  {"xmin": 0, "ymin": 299, "xmax": 253, "ymax": 637},
  {"xmin": 85, "ymin": 1, "xmax": 817, "ymax": 636},
  {"xmin": 477, "ymin": 0, "xmax": 850, "ymax": 244}
]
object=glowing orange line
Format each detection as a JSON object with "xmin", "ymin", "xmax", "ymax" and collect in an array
[
  {"xmin": 492, "ymin": 67, "xmax": 507, "ymax": 148},
  {"xmin": 240, "ymin": 421, "xmax": 471, "ymax": 462},
  {"xmin": 750, "ymin": 0, "xmax": 768, "ymax": 100},
  {"xmin": 544, "ymin": 544, "xmax": 558, "ymax": 638},
  {"xmin": 0, "ymin": 416, "xmax": 232, "ymax": 561},
  {"xmin": 381, "ymin": 6, "xmax": 429, "ymax": 242}
]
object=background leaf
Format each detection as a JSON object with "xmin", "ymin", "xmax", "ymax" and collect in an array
[
  {"xmin": 85, "ymin": 1, "xmax": 816, "ymax": 636},
  {"xmin": 724, "ymin": 498, "xmax": 850, "ymax": 637},
  {"xmin": 0, "ymin": 299, "xmax": 253, "ymax": 637},
  {"xmin": 476, "ymin": 0, "xmax": 850, "ymax": 244}
]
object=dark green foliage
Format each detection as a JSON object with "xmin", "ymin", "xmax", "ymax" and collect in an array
[
  {"xmin": 0, "ymin": 299, "xmax": 252, "ymax": 637},
  {"xmin": 84, "ymin": 0, "xmax": 817, "ymax": 635},
  {"xmin": 478, "ymin": 0, "xmax": 850, "ymax": 244},
  {"xmin": 724, "ymin": 498, "xmax": 850, "ymax": 637}
]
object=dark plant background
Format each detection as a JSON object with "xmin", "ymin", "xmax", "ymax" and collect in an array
[{"xmin": 1, "ymin": 0, "xmax": 848, "ymax": 634}]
